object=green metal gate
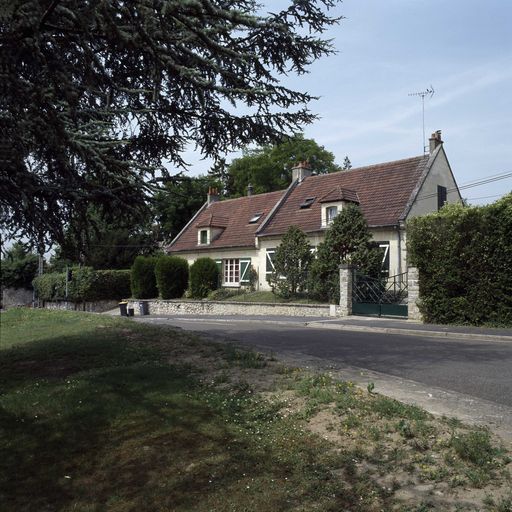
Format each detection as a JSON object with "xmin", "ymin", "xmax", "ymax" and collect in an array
[{"xmin": 352, "ymin": 271, "xmax": 408, "ymax": 318}]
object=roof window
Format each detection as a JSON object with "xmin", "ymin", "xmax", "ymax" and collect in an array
[
  {"xmin": 249, "ymin": 212, "xmax": 263, "ymax": 223},
  {"xmin": 300, "ymin": 197, "xmax": 315, "ymax": 209}
]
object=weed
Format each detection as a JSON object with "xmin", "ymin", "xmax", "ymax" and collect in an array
[
  {"xmin": 371, "ymin": 396, "xmax": 429, "ymax": 421},
  {"xmin": 221, "ymin": 344, "xmax": 267, "ymax": 369},
  {"xmin": 450, "ymin": 429, "xmax": 499, "ymax": 467},
  {"xmin": 367, "ymin": 381, "xmax": 375, "ymax": 394}
]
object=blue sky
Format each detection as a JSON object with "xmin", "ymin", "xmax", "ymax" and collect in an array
[{"xmin": 187, "ymin": 0, "xmax": 512, "ymax": 205}]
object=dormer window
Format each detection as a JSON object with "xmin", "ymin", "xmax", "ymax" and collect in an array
[
  {"xmin": 199, "ymin": 229, "xmax": 209, "ymax": 245},
  {"xmin": 326, "ymin": 206, "xmax": 338, "ymax": 225},
  {"xmin": 249, "ymin": 212, "xmax": 263, "ymax": 224},
  {"xmin": 300, "ymin": 197, "xmax": 315, "ymax": 209}
]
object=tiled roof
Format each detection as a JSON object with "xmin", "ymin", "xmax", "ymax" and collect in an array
[
  {"xmin": 319, "ymin": 186, "xmax": 359, "ymax": 204},
  {"xmin": 169, "ymin": 154, "xmax": 430, "ymax": 252},
  {"xmin": 170, "ymin": 190, "xmax": 285, "ymax": 252},
  {"xmin": 261, "ymin": 155, "xmax": 429, "ymax": 236}
]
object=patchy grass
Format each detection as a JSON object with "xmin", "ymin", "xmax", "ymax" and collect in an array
[{"xmin": 1, "ymin": 309, "xmax": 511, "ymax": 512}]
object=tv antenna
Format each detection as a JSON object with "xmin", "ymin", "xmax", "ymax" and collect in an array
[{"xmin": 409, "ymin": 86, "xmax": 435, "ymax": 153}]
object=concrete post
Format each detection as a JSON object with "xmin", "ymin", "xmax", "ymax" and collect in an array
[
  {"xmin": 339, "ymin": 264, "xmax": 353, "ymax": 317},
  {"xmin": 407, "ymin": 266, "xmax": 422, "ymax": 322}
]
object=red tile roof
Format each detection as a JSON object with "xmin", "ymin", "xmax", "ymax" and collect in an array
[
  {"xmin": 170, "ymin": 190, "xmax": 285, "ymax": 252},
  {"xmin": 169, "ymin": 154, "xmax": 429, "ymax": 252},
  {"xmin": 319, "ymin": 186, "xmax": 359, "ymax": 204},
  {"xmin": 261, "ymin": 155, "xmax": 429, "ymax": 236}
]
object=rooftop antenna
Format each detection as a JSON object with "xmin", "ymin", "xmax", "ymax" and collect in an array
[{"xmin": 409, "ymin": 86, "xmax": 435, "ymax": 153}]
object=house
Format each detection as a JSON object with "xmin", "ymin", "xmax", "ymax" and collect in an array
[{"xmin": 167, "ymin": 131, "xmax": 461, "ymax": 290}]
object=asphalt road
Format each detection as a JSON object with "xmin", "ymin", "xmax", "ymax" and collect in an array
[{"xmin": 139, "ymin": 317, "xmax": 512, "ymax": 409}]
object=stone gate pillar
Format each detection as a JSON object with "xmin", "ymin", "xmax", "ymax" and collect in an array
[
  {"xmin": 407, "ymin": 266, "xmax": 422, "ymax": 322},
  {"xmin": 339, "ymin": 264, "xmax": 353, "ymax": 317}
]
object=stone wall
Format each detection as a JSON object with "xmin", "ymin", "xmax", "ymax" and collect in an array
[
  {"xmin": 338, "ymin": 264, "xmax": 353, "ymax": 316},
  {"xmin": 1, "ymin": 287, "xmax": 33, "ymax": 308},
  {"xmin": 43, "ymin": 300, "xmax": 119, "ymax": 313},
  {"xmin": 126, "ymin": 299, "xmax": 331, "ymax": 317},
  {"xmin": 407, "ymin": 266, "xmax": 422, "ymax": 322}
]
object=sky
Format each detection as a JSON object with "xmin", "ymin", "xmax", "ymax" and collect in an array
[{"xmin": 185, "ymin": 0, "xmax": 512, "ymax": 205}]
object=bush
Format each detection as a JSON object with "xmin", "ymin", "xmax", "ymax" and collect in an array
[
  {"xmin": 0, "ymin": 244, "xmax": 38, "ymax": 289},
  {"xmin": 408, "ymin": 194, "xmax": 512, "ymax": 326},
  {"xmin": 131, "ymin": 256, "xmax": 158, "ymax": 299},
  {"xmin": 308, "ymin": 204, "xmax": 382, "ymax": 302},
  {"xmin": 267, "ymin": 226, "xmax": 312, "ymax": 298},
  {"xmin": 32, "ymin": 268, "xmax": 131, "ymax": 301},
  {"xmin": 155, "ymin": 256, "xmax": 189, "ymax": 299},
  {"xmin": 189, "ymin": 258, "xmax": 219, "ymax": 298}
]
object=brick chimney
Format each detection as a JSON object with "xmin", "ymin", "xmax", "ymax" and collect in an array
[
  {"xmin": 429, "ymin": 130, "xmax": 443, "ymax": 154},
  {"xmin": 292, "ymin": 161, "xmax": 312, "ymax": 183},
  {"xmin": 207, "ymin": 186, "xmax": 219, "ymax": 205}
]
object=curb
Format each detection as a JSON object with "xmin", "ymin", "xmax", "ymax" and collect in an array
[{"xmin": 305, "ymin": 321, "xmax": 512, "ymax": 342}]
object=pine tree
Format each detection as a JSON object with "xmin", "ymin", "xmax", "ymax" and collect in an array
[
  {"xmin": 1, "ymin": 1, "xmax": 341, "ymax": 250},
  {"xmin": 342, "ymin": 156, "xmax": 352, "ymax": 170},
  {"xmin": 268, "ymin": 226, "xmax": 312, "ymax": 298},
  {"xmin": 308, "ymin": 204, "xmax": 381, "ymax": 301}
]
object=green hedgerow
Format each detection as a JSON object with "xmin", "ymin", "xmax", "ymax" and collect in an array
[
  {"xmin": 130, "ymin": 256, "xmax": 158, "ymax": 299},
  {"xmin": 155, "ymin": 256, "xmax": 189, "ymax": 299},
  {"xmin": 189, "ymin": 257, "xmax": 219, "ymax": 298}
]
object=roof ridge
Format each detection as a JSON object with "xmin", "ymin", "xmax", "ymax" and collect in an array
[{"xmin": 208, "ymin": 188, "xmax": 285, "ymax": 205}]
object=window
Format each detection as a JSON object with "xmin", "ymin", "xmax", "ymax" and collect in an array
[
  {"xmin": 326, "ymin": 206, "xmax": 338, "ymax": 225},
  {"xmin": 265, "ymin": 249, "xmax": 276, "ymax": 275},
  {"xmin": 199, "ymin": 229, "xmax": 208, "ymax": 245},
  {"xmin": 249, "ymin": 212, "xmax": 263, "ymax": 223},
  {"xmin": 300, "ymin": 197, "xmax": 315, "ymax": 209},
  {"xmin": 223, "ymin": 259, "xmax": 240, "ymax": 285},
  {"xmin": 437, "ymin": 185, "xmax": 447, "ymax": 210}
]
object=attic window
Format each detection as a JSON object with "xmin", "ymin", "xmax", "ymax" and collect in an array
[
  {"xmin": 249, "ymin": 212, "xmax": 263, "ymax": 224},
  {"xmin": 300, "ymin": 197, "xmax": 315, "ymax": 209}
]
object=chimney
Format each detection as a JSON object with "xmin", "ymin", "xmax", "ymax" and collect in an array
[
  {"xmin": 247, "ymin": 183, "xmax": 253, "ymax": 197},
  {"xmin": 429, "ymin": 130, "xmax": 443, "ymax": 154},
  {"xmin": 207, "ymin": 186, "xmax": 219, "ymax": 205},
  {"xmin": 292, "ymin": 160, "xmax": 312, "ymax": 183}
]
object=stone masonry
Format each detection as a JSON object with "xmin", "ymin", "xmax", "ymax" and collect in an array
[
  {"xmin": 407, "ymin": 266, "xmax": 422, "ymax": 322},
  {"xmin": 338, "ymin": 264, "xmax": 353, "ymax": 317}
]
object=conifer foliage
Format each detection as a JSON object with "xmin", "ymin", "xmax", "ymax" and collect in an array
[{"xmin": 1, "ymin": 1, "xmax": 340, "ymax": 249}]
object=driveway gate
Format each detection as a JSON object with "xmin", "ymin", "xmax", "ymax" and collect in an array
[{"xmin": 352, "ymin": 271, "xmax": 408, "ymax": 318}]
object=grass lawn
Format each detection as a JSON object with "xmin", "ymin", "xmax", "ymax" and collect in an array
[{"xmin": 1, "ymin": 309, "xmax": 511, "ymax": 512}]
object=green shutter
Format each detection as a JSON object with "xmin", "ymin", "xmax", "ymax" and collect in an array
[{"xmin": 240, "ymin": 258, "xmax": 251, "ymax": 284}]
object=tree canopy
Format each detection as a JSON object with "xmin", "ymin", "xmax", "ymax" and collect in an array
[
  {"xmin": 1, "ymin": 0, "xmax": 340, "ymax": 249},
  {"xmin": 223, "ymin": 134, "xmax": 341, "ymax": 196}
]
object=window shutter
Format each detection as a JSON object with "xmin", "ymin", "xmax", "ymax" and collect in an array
[
  {"xmin": 240, "ymin": 258, "xmax": 251, "ymax": 283},
  {"xmin": 437, "ymin": 185, "xmax": 447, "ymax": 210}
]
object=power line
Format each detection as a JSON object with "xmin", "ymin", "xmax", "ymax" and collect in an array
[{"xmin": 415, "ymin": 171, "xmax": 512, "ymax": 202}]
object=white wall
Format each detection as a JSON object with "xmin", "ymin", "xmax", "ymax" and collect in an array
[{"xmin": 407, "ymin": 147, "xmax": 461, "ymax": 219}]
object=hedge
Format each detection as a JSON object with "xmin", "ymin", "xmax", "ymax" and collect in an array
[
  {"xmin": 189, "ymin": 257, "xmax": 219, "ymax": 298},
  {"xmin": 33, "ymin": 268, "xmax": 131, "ymax": 302},
  {"xmin": 155, "ymin": 256, "xmax": 189, "ymax": 299},
  {"xmin": 408, "ymin": 194, "xmax": 512, "ymax": 326},
  {"xmin": 130, "ymin": 256, "xmax": 158, "ymax": 299}
]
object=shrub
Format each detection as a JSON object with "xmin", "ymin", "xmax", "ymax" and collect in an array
[
  {"xmin": 32, "ymin": 268, "xmax": 131, "ymax": 301},
  {"xmin": 130, "ymin": 256, "xmax": 158, "ymax": 299},
  {"xmin": 267, "ymin": 226, "xmax": 312, "ymax": 298},
  {"xmin": 189, "ymin": 257, "xmax": 219, "ymax": 298},
  {"xmin": 155, "ymin": 256, "xmax": 189, "ymax": 299},
  {"xmin": 408, "ymin": 194, "xmax": 512, "ymax": 326},
  {"xmin": 308, "ymin": 204, "xmax": 382, "ymax": 302},
  {"xmin": 0, "ymin": 243, "xmax": 38, "ymax": 289}
]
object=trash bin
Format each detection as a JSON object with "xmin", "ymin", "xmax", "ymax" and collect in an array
[
  {"xmin": 119, "ymin": 301, "xmax": 128, "ymax": 317},
  {"xmin": 139, "ymin": 301, "xmax": 149, "ymax": 316},
  {"xmin": 127, "ymin": 307, "xmax": 135, "ymax": 317}
]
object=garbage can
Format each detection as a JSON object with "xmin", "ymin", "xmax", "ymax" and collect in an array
[
  {"xmin": 119, "ymin": 301, "xmax": 128, "ymax": 317},
  {"xmin": 127, "ymin": 307, "xmax": 135, "ymax": 317},
  {"xmin": 139, "ymin": 301, "xmax": 149, "ymax": 316}
]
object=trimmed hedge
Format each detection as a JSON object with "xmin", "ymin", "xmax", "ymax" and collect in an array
[
  {"xmin": 408, "ymin": 194, "xmax": 512, "ymax": 326},
  {"xmin": 131, "ymin": 256, "xmax": 158, "ymax": 299},
  {"xmin": 33, "ymin": 268, "xmax": 131, "ymax": 301},
  {"xmin": 189, "ymin": 257, "xmax": 219, "ymax": 298},
  {"xmin": 155, "ymin": 256, "xmax": 189, "ymax": 299}
]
